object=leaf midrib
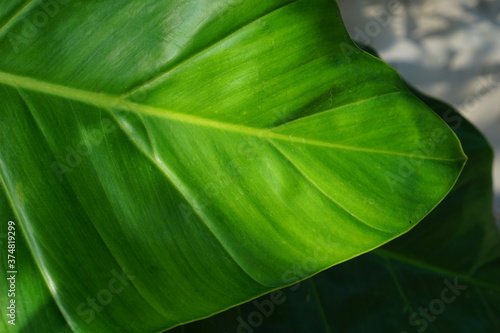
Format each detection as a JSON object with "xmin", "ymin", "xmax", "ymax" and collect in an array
[{"xmin": 0, "ymin": 70, "xmax": 463, "ymax": 162}]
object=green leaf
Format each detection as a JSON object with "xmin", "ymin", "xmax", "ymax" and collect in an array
[
  {"xmin": 0, "ymin": 187, "xmax": 69, "ymax": 332},
  {"xmin": 172, "ymin": 49, "xmax": 500, "ymax": 333},
  {"xmin": 0, "ymin": 1, "xmax": 465, "ymax": 332}
]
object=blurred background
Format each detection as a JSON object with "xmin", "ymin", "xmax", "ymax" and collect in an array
[{"xmin": 338, "ymin": 0, "xmax": 500, "ymax": 224}]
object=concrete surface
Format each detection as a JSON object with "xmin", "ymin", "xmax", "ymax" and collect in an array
[{"xmin": 338, "ymin": 0, "xmax": 500, "ymax": 223}]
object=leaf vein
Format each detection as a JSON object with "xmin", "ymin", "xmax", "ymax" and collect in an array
[
  {"xmin": 268, "ymin": 140, "xmax": 394, "ymax": 234},
  {"xmin": 18, "ymin": 89, "xmax": 172, "ymax": 323},
  {"xmin": 374, "ymin": 249, "xmax": 500, "ymax": 292},
  {"xmin": 107, "ymin": 110, "xmax": 269, "ymax": 287},
  {"xmin": 0, "ymin": 0, "xmax": 39, "ymax": 40},
  {"xmin": 120, "ymin": 0, "xmax": 303, "ymax": 98},
  {"xmin": 0, "ymin": 70, "xmax": 465, "ymax": 162}
]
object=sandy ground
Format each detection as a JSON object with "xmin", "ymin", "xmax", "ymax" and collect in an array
[{"xmin": 338, "ymin": 0, "xmax": 500, "ymax": 223}]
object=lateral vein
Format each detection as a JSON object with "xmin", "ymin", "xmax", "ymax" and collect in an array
[
  {"xmin": 0, "ymin": 0, "xmax": 39, "ymax": 40},
  {"xmin": 0, "ymin": 70, "xmax": 462, "ymax": 162}
]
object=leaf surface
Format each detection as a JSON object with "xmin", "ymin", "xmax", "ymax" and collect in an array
[
  {"xmin": 0, "ymin": 1, "xmax": 465, "ymax": 332},
  {"xmin": 172, "ymin": 50, "xmax": 500, "ymax": 333}
]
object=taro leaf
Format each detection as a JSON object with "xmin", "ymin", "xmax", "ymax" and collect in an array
[
  {"xmin": 172, "ymin": 50, "xmax": 500, "ymax": 333},
  {"xmin": 0, "ymin": 1, "xmax": 465, "ymax": 332}
]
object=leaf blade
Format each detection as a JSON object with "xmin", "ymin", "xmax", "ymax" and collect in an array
[{"xmin": 0, "ymin": 1, "xmax": 466, "ymax": 331}]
